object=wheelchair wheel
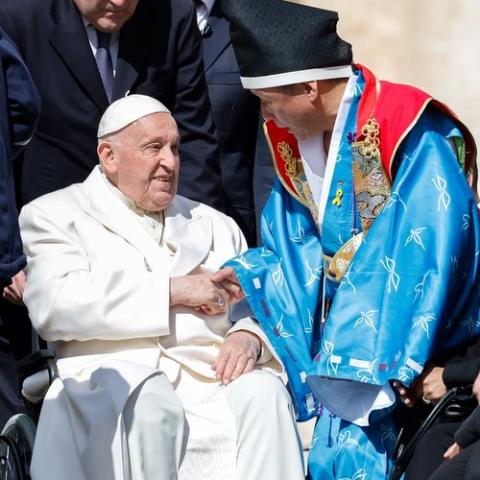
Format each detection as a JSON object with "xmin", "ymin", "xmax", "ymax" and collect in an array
[{"xmin": 0, "ymin": 414, "xmax": 36, "ymax": 480}]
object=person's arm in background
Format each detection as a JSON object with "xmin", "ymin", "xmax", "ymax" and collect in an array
[
  {"xmin": 0, "ymin": 26, "xmax": 39, "ymax": 289},
  {"xmin": 170, "ymin": 1, "xmax": 225, "ymax": 211},
  {"xmin": 395, "ymin": 340, "xmax": 480, "ymax": 406},
  {"xmin": 442, "ymin": 341, "xmax": 480, "ymax": 388},
  {"xmin": 442, "ymin": 372, "xmax": 480, "ymax": 459}
]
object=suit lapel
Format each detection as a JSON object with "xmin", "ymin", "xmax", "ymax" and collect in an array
[
  {"xmin": 113, "ymin": 0, "xmax": 151, "ymax": 100},
  {"xmin": 49, "ymin": 0, "xmax": 109, "ymax": 111},
  {"xmin": 80, "ymin": 167, "xmax": 212, "ymax": 276},
  {"xmin": 202, "ymin": 5, "xmax": 231, "ymax": 72}
]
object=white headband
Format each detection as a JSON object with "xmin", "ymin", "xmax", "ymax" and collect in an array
[{"xmin": 240, "ymin": 65, "xmax": 353, "ymax": 89}]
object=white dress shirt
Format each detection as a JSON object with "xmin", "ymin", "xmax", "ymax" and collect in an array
[{"xmin": 195, "ymin": 0, "xmax": 215, "ymax": 33}]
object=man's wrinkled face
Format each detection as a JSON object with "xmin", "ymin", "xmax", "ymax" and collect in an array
[
  {"xmin": 253, "ymin": 85, "xmax": 315, "ymax": 140},
  {"xmin": 73, "ymin": 0, "xmax": 139, "ymax": 32},
  {"xmin": 99, "ymin": 113, "xmax": 180, "ymax": 212}
]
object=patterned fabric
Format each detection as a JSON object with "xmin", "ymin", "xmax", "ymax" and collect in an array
[
  {"xmin": 95, "ymin": 29, "xmax": 113, "ymax": 102},
  {"xmin": 223, "ymin": 70, "xmax": 480, "ymax": 479}
]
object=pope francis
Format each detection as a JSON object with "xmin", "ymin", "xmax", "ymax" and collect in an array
[{"xmin": 18, "ymin": 95, "xmax": 304, "ymax": 480}]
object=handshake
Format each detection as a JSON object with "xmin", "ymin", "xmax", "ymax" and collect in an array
[{"xmin": 170, "ymin": 267, "xmax": 243, "ymax": 315}]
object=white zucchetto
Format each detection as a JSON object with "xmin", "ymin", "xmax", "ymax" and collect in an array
[{"xmin": 97, "ymin": 94, "xmax": 170, "ymax": 138}]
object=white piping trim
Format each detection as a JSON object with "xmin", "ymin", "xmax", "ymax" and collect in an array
[
  {"xmin": 406, "ymin": 358, "xmax": 423, "ymax": 374},
  {"xmin": 305, "ymin": 393, "xmax": 315, "ymax": 413},
  {"xmin": 330, "ymin": 354, "xmax": 342, "ymax": 364},
  {"xmin": 349, "ymin": 358, "xmax": 370, "ymax": 369},
  {"xmin": 240, "ymin": 65, "xmax": 353, "ymax": 89}
]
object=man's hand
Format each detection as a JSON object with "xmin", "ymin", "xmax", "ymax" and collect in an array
[
  {"xmin": 421, "ymin": 366, "xmax": 447, "ymax": 403},
  {"xmin": 212, "ymin": 331, "xmax": 261, "ymax": 384},
  {"xmin": 2, "ymin": 270, "xmax": 26, "ymax": 306},
  {"xmin": 443, "ymin": 442, "xmax": 461, "ymax": 459},
  {"xmin": 393, "ymin": 381, "xmax": 415, "ymax": 407},
  {"xmin": 210, "ymin": 267, "xmax": 244, "ymax": 304},
  {"xmin": 393, "ymin": 364, "xmax": 447, "ymax": 407},
  {"xmin": 170, "ymin": 272, "xmax": 230, "ymax": 315}
]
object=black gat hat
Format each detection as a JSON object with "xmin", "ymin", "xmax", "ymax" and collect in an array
[{"xmin": 220, "ymin": 0, "xmax": 353, "ymax": 89}]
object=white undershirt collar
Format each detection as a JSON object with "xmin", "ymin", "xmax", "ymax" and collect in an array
[{"xmin": 298, "ymin": 73, "xmax": 358, "ymax": 232}]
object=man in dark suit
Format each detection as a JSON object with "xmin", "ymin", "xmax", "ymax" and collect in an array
[
  {"xmin": 0, "ymin": 0, "xmax": 224, "ymax": 210},
  {"xmin": 0, "ymin": 26, "xmax": 40, "ymax": 428},
  {"xmin": 197, "ymin": 0, "xmax": 274, "ymax": 245}
]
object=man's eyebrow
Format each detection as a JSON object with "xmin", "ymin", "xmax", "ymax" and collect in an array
[{"xmin": 139, "ymin": 137, "xmax": 164, "ymax": 146}]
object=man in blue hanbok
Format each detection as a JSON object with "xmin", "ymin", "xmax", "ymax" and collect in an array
[{"xmin": 213, "ymin": 0, "xmax": 480, "ymax": 478}]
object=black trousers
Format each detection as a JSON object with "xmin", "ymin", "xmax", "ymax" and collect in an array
[
  {"xmin": 406, "ymin": 421, "xmax": 479, "ymax": 480},
  {"xmin": 406, "ymin": 422, "xmax": 462, "ymax": 479},
  {"xmin": 429, "ymin": 443, "xmax": 474, "ymax": 480}
]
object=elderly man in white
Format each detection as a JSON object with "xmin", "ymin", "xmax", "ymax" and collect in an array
[{"xmin": 18, "ymin": 95, "xmax": 304, "ymax": 480}]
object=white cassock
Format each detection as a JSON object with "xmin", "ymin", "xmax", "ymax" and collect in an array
[{"xmin": 20, "ymin": 166, "xmax": 304, "ymax": 480}]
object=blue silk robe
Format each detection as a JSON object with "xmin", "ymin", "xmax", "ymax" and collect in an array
[{"xmin": 224, "ymin": 71, "xmax": 480, "ymax": 479}]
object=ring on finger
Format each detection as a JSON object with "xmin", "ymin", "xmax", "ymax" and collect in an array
[{"xmin": 216, "ymin": 296, "xmax": 225, "ymax": 306}]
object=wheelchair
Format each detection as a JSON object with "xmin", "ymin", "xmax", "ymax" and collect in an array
[
  {"xmin": 0, "ymin": 349, "xmax": 56, "ymax": 480},
  {"xmin": 390, "ymin": 385, "xmax": 474, "ymax": 480}
]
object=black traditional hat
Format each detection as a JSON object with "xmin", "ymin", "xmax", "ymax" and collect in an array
[{"xmin": 220, "ymin": 0, "xmax": 353, "ymax": 89}]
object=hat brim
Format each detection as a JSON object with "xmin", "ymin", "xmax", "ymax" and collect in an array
[{"xmin": 240, "ymin": 65, "xmax": 353, "ymax": 89}]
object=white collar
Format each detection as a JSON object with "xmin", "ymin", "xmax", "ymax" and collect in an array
[
  {"xmin": 298, "ymin": 73, "xmax": 358, "ymax": 231},
  {"xmin": 200, "ymin": 0, "xmax": 215, "ymax": 16}
]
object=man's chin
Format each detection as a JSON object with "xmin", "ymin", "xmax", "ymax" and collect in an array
[
  {"xmin": 143, "ymin": 190, "xmax": 176, "ymax": 212},
  {"xmin": 287, "ymin": 128, "xmax": 301, "ymax": 139},
  {"xmin": 94, "ymin": 15, "xmax": 131, "ymax": 32}
]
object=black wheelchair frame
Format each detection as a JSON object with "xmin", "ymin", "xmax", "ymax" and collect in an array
[{"xmin": 0, "ymin": 349, "xmax": 56, "ymax": 480}]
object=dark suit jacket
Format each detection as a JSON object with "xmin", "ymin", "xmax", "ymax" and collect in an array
[
  {"xmin": 0, "ymin": 0, "xmax": 224, "ymax": 209},
  {"xmin": 0, "ymin": 27, "xmax": 39, "ymax": 282},
  {"xmin": 442, "ymin": 340, "xmax": 480, "ymax": 388},
  {"xmin": 0, "ymin": 26, "xmax": 39, "ymax": 429},
  {"xmin": 202, "ymin": 2, "xmax": 274, "ymax": 245}
]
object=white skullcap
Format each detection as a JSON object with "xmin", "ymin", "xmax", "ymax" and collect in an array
[{"xmin": 97, "ymin": 94, "xmax": 171, "ymax": 138}]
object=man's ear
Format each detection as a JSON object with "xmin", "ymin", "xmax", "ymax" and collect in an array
[
  {"xmin": 303, "ymin": 81, "xmax": 319, "ymax": 103},
  {"xmin": 97, "ymin": 141, "xmax": 117, "ymax": 176}
]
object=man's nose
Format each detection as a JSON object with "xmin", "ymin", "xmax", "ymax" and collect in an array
[
  {"xmin": 161, "ymin": 147, "xmax": 178, "ymax": 170},
  {"xmin": 108, "ymin": 0, "xmax": 129, "ymax": 7}
]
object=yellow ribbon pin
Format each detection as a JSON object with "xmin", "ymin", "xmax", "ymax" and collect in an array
[{"xmin": 332, "ymin": 188, "xmax": 343, "ymax": 207}]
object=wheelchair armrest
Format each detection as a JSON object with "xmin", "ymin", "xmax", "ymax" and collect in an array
[{"xmin": 17, "ymin": 349, "xmax": 56, "ymax": 382}]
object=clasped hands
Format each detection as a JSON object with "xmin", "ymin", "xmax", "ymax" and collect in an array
[{"xmin": 170, "ymin": 267, "xmax": 243, "ymax": 315}]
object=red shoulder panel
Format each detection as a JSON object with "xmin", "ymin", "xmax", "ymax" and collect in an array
[
  {"xmin": 355, "ymin": 64, "xmax": 431, "ymax": 178},
  {"xmin": 356, "ymin": 64, "xmax": 476, "ymax": 178},
  {"xmin": 264, "ymin": 120, "xmax": 303, "ymax": 201}
]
